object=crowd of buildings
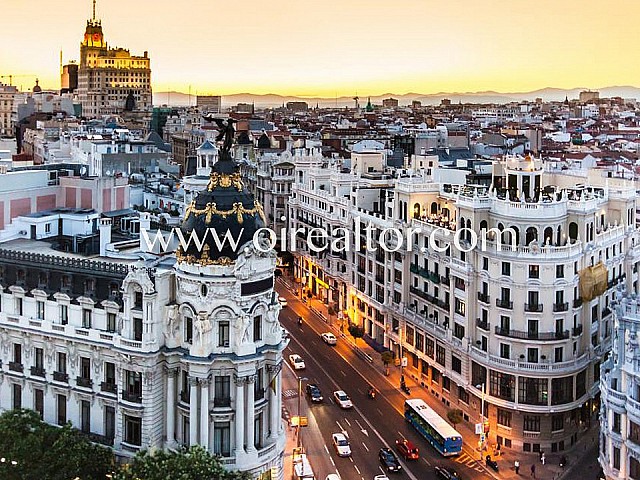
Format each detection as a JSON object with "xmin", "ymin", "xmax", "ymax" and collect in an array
[{"xmin": 2, "ymin": 3, "xmax": 640, "ymax": 480}]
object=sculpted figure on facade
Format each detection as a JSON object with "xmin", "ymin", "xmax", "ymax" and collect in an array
[
  {"xmin": 195, "ymin": 310, "xmax": 212, "ymax": 345},
  {"xmin": 165, "ymin": 304, "xmax": 179, "ymax": 338}
]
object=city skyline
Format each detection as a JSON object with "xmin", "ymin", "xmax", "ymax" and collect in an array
[{"xmin": 2, "ymin": 0, "xmax": 639, "ymax": 97}]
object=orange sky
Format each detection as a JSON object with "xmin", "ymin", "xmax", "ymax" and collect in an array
[{"xmin": 1, "ymin": 0, "xmax": 638, "ymax": 96}]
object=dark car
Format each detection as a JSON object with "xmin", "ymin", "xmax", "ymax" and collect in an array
[
  {"xmin": 395, "ymin": 438, "xmax": 419, "ymax": 460},
  {"xmin": 435, "ymin": 466, "xmax": 460, "ymax": 479},
  {"xmin": 305, "ymin": 384, "xmax": 323, "ymax": 402},
  {"xmin": 379, "ymin": 447, "xmax": 402, "ymax": 473}
]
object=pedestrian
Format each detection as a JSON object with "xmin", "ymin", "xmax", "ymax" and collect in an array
[
  {"xmin": 538, "ymin": 450, "xmax": 543, "ymax": 461},
  {"xmin": 531, "ymin": 464, "xmax": 536, "ymax": 478},
  {"xmin": 541, "ymin": 453, "xmax": 545, "ymax": 465},
  {"xmin": 515, "ymin": 459, "xmax": 520, "ymax": 474},
  {"xmin": 497, "ymin": 442, "xmax": 501, "ymax": 456}
]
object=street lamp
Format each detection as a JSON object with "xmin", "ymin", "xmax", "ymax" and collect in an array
[
  {"xmin": 296, "ymin": 376, "xmax": 308, "ymax": 449},
  {"xmin": 476, "ymin": 382, "xmax": 486, "ymax": 457}
]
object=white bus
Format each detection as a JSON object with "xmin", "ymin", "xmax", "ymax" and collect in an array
[{"xmin": 404, "ymin": 398, "xmax": 463, "ymax": 456}]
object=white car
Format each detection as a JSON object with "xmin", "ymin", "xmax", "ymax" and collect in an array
[
  {"xmin": 321, "ymin": 332, "xmax": 337, "ymax": 345},
  {"xmin": 325, "ymin": 475, "xmax": 341, "ymax": 480},
  {"xmin": 278, "ymin": 296, "xmax": 287, "ymax": 307},
  {"xmin": 332, "ymin": 432, "xmax": 351, "ymax": 457},
  {"xmin": 289, "ymin": 354, "xmax": 305, "ymax": 370},
  {"xmin": 373, "ymin": 476, "xmax": 390, "ymax": 480},
  {"xmin": 333, "ymin": 390, "xmax": 353, "ymax": 409}
]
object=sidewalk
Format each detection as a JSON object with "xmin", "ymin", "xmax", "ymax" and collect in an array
[{"xmin": 278, "ymin": 277, "xmax": 601, "ymax": 480}]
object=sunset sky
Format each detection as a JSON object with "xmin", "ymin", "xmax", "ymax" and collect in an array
[{"xmin": 1, "ymin": 0, "xmax": 638, "ymax": 96}]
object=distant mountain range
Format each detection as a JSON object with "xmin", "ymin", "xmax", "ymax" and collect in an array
[{"xmin": 153, "ymin": 86, "xmax": 640, "ymax": 109}]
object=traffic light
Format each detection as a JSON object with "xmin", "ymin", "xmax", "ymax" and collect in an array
[{"xmin": 483, "ymin": 420, "xmax": 490, "ymax": 434}]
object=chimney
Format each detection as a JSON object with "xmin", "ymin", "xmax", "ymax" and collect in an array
[{"xmin": 99, "ymin": 218, "xmax": 112, "ymax": 257}]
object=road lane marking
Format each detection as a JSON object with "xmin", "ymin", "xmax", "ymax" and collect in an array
[
  {"xmin": 340, "ymin": 370, "xmax": 347, "ymax": 377},
  {"xmin": 376, "ymin": 408, "xmax": 383, "ymax": 416},
  {"xmin": 398, "ymin": 431, "xmax": 406, "ymax": 440},
  {"xmin": 344, "ymin": 418, "xmax": 351, "ymax": 427},
  {"xmin": 422, "ymin": 457, "xmax": 431, "ymax": 466},
  {"xmin": 362, "ymin": 442, "xmax": 369, "ymax": 452},
  {"xmin": 354, "ymin": 465, "xmax": 361, "ymax": 475},
  {"xmin": 357, "ymin": 388, "xmax": 363, "ymax": 395},
  {"xmin": 349, "ymin": 457, "xmax": 354, "ymax": 463},
  {"xmin": 336, "ymin": 421, "xmax": 344, "ymax": 431}
]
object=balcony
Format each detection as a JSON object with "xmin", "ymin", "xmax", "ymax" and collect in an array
[
  {"xmin": 214, "ymin": 397, "xmax": 231, "ymax": 408},
  {"xmin": 100, "ymin": 382, "xmax": 117, "ymax": 394},
  {"xmin": 122, "ymin": 390, "xmax": 142, "ymax": 403},
  {"xmin": 494, "ymin": 326, "xmax": 570, "ymax": 341},
  {"xmin": 572, "ymin": 325, "xmax": 583, "ymax": 337},
  {"xmin": 53, "ymin": 371, "xmax": 69, "ymax": 383},
  {"xmin": 477, "ymin": 292, "xmax": 490, "ymax": 304},
  {"xmin": 525, "ymin": 303, "xmax": 544, "ymax": 313},
  {"xmin": 76, "ymin": 377, "xmax": 93, "ymax": 388},
  {"xmin": 30, "ymin": 366, "xmax": 46, "ymax": 378},
  {"xmin": 9, "ymin": 361, "xmax": 24, "ymax": 373},
  {"xmin": 496, "ymin": 299, "xmax": 513, "ymax": 310},
  {"xmin": 476, "ymin": 318, "xmax": 489, "ymax": 331},
  {"xmin": 553, "ymin": 302, "xmax": 569, "ymax": 312},
  {"xmin": 573, "ymin": 298, "xmax": 583, "ymax": 308}
]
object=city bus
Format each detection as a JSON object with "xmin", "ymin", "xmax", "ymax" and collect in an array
[{"xmin": 404, "ymin": 398, "xmax": 463, "ymax": 457}]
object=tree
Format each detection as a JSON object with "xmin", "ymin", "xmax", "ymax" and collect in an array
[
  {"xmin": 348, "ymin": 324, "xmax": 364, "ymax": 345},
  {"xmin": 447, "ymin": 408, "xmax": 464, "ymax": 428},
  {"xmin": 380, "ymin": 350, "xmax": 394, "ymax": 376},
  {"xmin": 113, "ymin": 445, "xmax": 251, "ymax": 480},
  {"xmin": 0, "ymin": 409, "xmax": 114, "ymax": 480}
]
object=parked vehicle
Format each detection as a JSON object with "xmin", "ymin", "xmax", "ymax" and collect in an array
[
  {"xmin": 278, "ymin": 296, "xmax": 288, "ymax": 307},
  {"xmin": 434, "ymin": 466, "xmax": 460, "ymax": 479}
]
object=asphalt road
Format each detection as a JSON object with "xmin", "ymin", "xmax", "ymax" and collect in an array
[{"xmin": 278, "ymin": 285, "xmax": 492, "ymax": 480}]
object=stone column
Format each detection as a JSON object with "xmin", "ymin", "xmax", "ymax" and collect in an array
[
  {"xmin": 166, "ymin": 367, "xmax": 177, "ymax": 447},
  {"xmin": 200, "ymin": 377, "xmax": 210, "ymax": 449},
  {"xmin": 234, "ymin": 376, "xmax": 245, "ymax": 455},
  {"xmin": 189, "ymin": 377, "xmax": 199, "ymax": 446},
  {"xmin": 246, "ymin": 374, "xmax": 256, "ymax": 453},
  {"xmin": 268, "ymin": 364, "xmax": 282, "ymax": 439}
]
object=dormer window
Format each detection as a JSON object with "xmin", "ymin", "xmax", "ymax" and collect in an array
[
  {"xmin": 61, "ymin": 275, "xmax": 71, "ymax": 291},
  {"xmin": 84, "ymin": 279, "xmax": 95, "ymax": 296}
]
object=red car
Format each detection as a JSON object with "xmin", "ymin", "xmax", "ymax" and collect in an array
[{"xmin": 395, "ymin": 439, "xmax": 419, "ymax": 460}]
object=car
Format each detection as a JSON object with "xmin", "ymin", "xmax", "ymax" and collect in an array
[
  {"xmin": 306, "ymin": 383, "xmax": 323, "ymax": 402},
  {"xmin": 434, "ymin": 466, "xmax": 460, "ymax": 479},
  {"xmin": 333, "ymin": 390, "xmax": 353, "ymax": 409},
  {"xmin": 325, "ymin": 475, "xmax": 341, "ymax": 480},
  {"xmin": 373, "ymin": 476, "xmax": 390, "ymax": 480},
  {"xmin": 321, "ymin": 332, "xmax": 337, "ymax": 345},
  {"xmin": 395, "ymin": 438, "xmax": 419, "ymax": 460},
  {"xmin": 332, "ymin": 432, "xmax": 351, "ymax": 457},
  {"xmin": 289, "ymin": 354, "xmax": 305, "ymax": 370},
  {"xmin": 378, "ymin": 447, "xmax": 402, "ymax": 473},
  {"xmin": 278, "ymin": 296, "xmax": 287, "ymax": 307}
]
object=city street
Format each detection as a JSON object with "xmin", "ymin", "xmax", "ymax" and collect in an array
[{"xmin": 278, "ymin": 283, "xmax": 492, "ymax": 480}]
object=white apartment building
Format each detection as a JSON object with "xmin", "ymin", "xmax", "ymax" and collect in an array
[
  {"xmin": 599, "ymin": 289, "xmax": 640, "ymax": 480},
  {"xmin": 0, "ymin": 84, "xmax": 18, "ymax": 137},
  {"xmin": 256, "ymin": 151, "xmax": 295, "ymax": 234},
  {"xmin": 290, "ymin": 152, "xmax": 640, "ymax": 453},
  {"xmin": 0, "ymin": 155, "xmax": 286, "ymax": 478}
]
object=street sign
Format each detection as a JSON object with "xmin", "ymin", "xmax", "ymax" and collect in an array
[
  {"xmin": 480, "ymin": 433, "xmax": 486, "ymax": 443},
  {"xmin": 475, "ymin": 423, "xmax": 483, "ymax": 435},
  {"xmin": 290, "ymin": 416, "xmax": 308, "ymax": 427},
  {"xmin": 401, "ymin": 357, "xmax": 408, "ymax": 367}
]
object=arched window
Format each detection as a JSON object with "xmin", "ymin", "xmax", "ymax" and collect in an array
[
  {"xmin": 430, "ymin": 202, "xmax": 438, "ymax": 215},
  {"xmin": 569, "ymin": 222, "xmax": 578, "ymax": 241},
  {"xmin": 544, "ymin": 227, "xmax": 553, "ymax": 246},
  {"xmin": 480, "ymin": 220, "xmax": 488, "ymax": 232},
  {"xmin": 413, "ymin": 203, "xmax": 421, "ymax": 219},
  {"xmin": 526, "ymin": 227, "xmax": 538, "ymax": 245}
]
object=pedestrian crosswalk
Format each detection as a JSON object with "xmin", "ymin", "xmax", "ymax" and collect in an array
[
  {"xmin": 282, "ymin": 389, "xmax": 299, "ymax": 398},
  {"xmin": 455, "ymin": 452, "xmax": 485, "ymax": 473}
]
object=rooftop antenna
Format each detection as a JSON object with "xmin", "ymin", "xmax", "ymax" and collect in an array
[
  {"xmin": 92, "ymin": 0, "xmax": 96, "ymax": 21},
  {"xmin": 353, "ymin": 92, "xmax": 359, "ymax": 110}
]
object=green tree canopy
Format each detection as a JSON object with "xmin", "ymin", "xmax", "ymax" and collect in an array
[
  {"xmin": 447, "ymin": 408, "xmax": 464, "ymax": 427},
  {"xmin": 113, "ymin": 445, "xmax": 251, "ymax": 480}
]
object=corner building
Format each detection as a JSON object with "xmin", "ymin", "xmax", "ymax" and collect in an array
[
  {"xmin": 599, "ymin": 290, "xmax": 640, "ymax": 480},
  {"xmin": 290, "ymin": 152, "xmax": 640, "ymax": 453},
  {"xmin": 0, "ymin": 156, "xmax": 285, "ymax": 478}
]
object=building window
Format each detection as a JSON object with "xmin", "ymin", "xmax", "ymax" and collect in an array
[
  {"xmin": 552, "ymin": 413, "xmax": 564, "ymax": 432},
  {"xmin": 82, "ymin": 309, "xmax": 92, "ymax": 328},
  {"xmin": 613, "ymin": 412, "xmax": 621, "ymax": 433},
  {"xmin": 105, "ymin": 406, "xmax": 115, "ymax": 442},
  {"xmin": 57, "ymin": 394, "xmax": 67, "ymax": 425},
  {"xmin": 458, "ymin": 386, "xmax": 469, "ymax": 404},
  {"xmin": 425, "ymin": 336, "xmax": 434, "ymax": 358},
  {"xmin": 36, "ymin": 300, "xmax": 45, "ymax": 320},
  {"xmin": 529, "ymin": 265, "xmax": 539, "ymax": 278},
  {"xmin": 452, "ymin": 355, "xmax": 462, "ymax": 374},
  {"xmin": 489, "ymin": 370, "xmax": 515, "ymax": 401},
  {"xmin": 134, "ymin": 291, "xmax": 143, "ymax": 309},
  {"xmin": 124, "ymin": 416, "xmax": 142, "ymax": 446},
  {"xmin": 16, "ymin": 297, "xmax": 23, "ymax": 316},
  {"xmin": 613, "ymin": 446, "xmax": 620, "ymax": 470},
  {"xmin": 57, "ymin": 352, "xmax": 67, "ymax": 374},
  {"xmin": 497, "ymin": 408, "xmax": 512, "ymax": 428},
  {"xmin": 214, "ymin": 376, "xmax": 231, "ymax": 407},
  {"xmin": 406, "ymin": 326, "xmax": 415, "ymax": 346},
  {"xmin": 35, "ymin": 347, "xmax": 44, "ymax": 370},
  {"xmin": 185, "ymin": 316, "xmax": 193, "ymax": 344},
  {"xmin": 500, "ymin": 343, "xmax": 510, "ymax": 359},
  {"xmin": 482, "ymin": 257, "xmax": 488, "ymax": 271},
  {"xmin": 436, "ymin": 344, "xmax": 446, "ymax": 366},
  {"xmin": 80, "ymin": 357, "xmax": 91, "ymax": 379},
  {"xmin": 555, "ymin": 347, "xmax": 563, "ymax": 363},
  {"xmin": 125, "ymin": 371, "xmax": 142, "ymax": 401},
  {"xmin": 415, "ymin": 332, "xmax": 424, "ymax": 352},
  {"xmin": 213, "ymin": 422, "xmax": 231, "ymax": 456},
  {"xmin": 133, "ymin": 317, "xmax": 143, "ymax": 341},
  {"xmin": 501, "ymin": 262, "xmax": 511, "ymax": 276},
  {"xmin": 107, "ymin": 312, "xmax": 117, "ymax": 332},
  {"xmin": 255, "ymin": 368, "xmax": 265, "ymax": 400},
  {"xmin": 253, "ymin": 315, "xmax": 262, "ymax": 342},
  {"xmin": 556, "ymin": 265, "xmax": 564, "ymax": 278},
  {"xmin": 34, "ymin": 388, "xmax": 44, "ymax": 419},
  {"xmin": 527, "ymin": 348, "xmax": 538, "ymax": 363},
  {"xmin": 218, "ymin": 321, "xmax": 230, "ymax": 347},
  {"xmin": 454, "ymin": 298, "xmax": 465, "ymax": 316},
  {"xmin": 254, "ymin": 412, "xmax": 263, "ymax": 449},
  {"xmin": 12, "ymin": 384, "xmax": 22, "ymax": 409},
  {"xmin": 442, "ymin": 376, "xmax": 450, "ymax": 391},
  {"xmin": 59, "ymin": 305, "xmax": 68, "ymax": 325},
  {"xmin": 519, "ymin": 377, "xmax": 548, "ymax": 405},
  {"xmin": 81, "ymin": 400, "xmax": 91, "ymax": 433},
  {"xmin": 551, "ymin": 376, "xmax": 573, "ymax": 405},
  {"xmin": 523, "ymin": 415, "xmax": 540, "ymax": 433},
  {"xmin": 13, "ymin": 343, "xmax": 22, "ymax": 364}
]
